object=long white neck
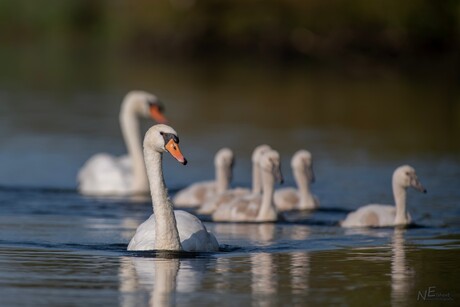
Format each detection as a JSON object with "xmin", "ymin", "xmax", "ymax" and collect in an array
[
  {"xmin": 215, "ymin": 164, "xmax": 230, "ymax": 194},
  {"xmin": 256, "ymin": 170, "xmax": 277, "ymax": 221},
  {"xmin": 393, "ymin": 183, "xmax": 408, "ymax": 225},
  {"xmin": 120, "ymin": 101, "xmax": 148, "ymax": 193},
  {"xmin": 294, "ymin": 168, "xmax": 316, "ymax": 210},
  {"xmin": 252, "ymin": 162, "xmax": 262, "ymax": 194},
  {"xmin": 144, "ymin": 147, "xmax": 182, "ymax": 250}
]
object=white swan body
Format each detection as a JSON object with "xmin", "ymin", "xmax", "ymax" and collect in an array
[
  {"xmin": 275, "ymin": 150, "xmax": 319, "ymax": 211},
  {"xmin": 128, "ymin": 124, "xmax": 219, "ymax": 252},
  {"xmin": 173, "ymin": 148, "xmax": 234, "ymax": 208},
  {"xmin": 341, "ymin": 165, "xmax": 426, "ymax": 228},
  {"xmin": 128, "ymin": 211, "xmax": 219, "ymax": 251},
  {"xmin": 78, "ymin": 91, "xmax": 167, "ymax": 196},
  {"xmin": 198, "ymin": 145, "xmax": 271, "ymax": 215},
  {"xmin": 212, "ymin": 150, "xmax": 283, "ymax": 222}
]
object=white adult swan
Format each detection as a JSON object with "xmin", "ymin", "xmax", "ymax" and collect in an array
[
  {"xmin": 341, "ymin": 165, "xmax": 426, "ymax": 228},
  {"xmin": 77, "ymin": 91, "xmax": 167, "ymax": 196},
  {"xmin": 198, "ymin": 145, "xmax": 271, "ymax": 214},
  {"xmin": 212, "ymin": 150, "xmax": 283, "ymax": 222},
  {"xmin": 128, "ymin": 124, "xmax": 219, "ymax": 251},
  {"xmin": 274, "ymin": 150, "xmax": 319, "ymax": 211},
  {"xmin": 172, "ymin": 148, "xmax": 235, "ymax": 208}
]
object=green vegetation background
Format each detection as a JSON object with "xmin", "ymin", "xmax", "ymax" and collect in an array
[{"xmin": 1, "ymin": 0, "xmax": 458, "ymax": 67}]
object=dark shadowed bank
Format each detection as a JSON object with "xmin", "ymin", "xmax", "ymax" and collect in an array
[{"xmin": 0, "ymin": 0, "xmax": 459, "ymax": 72}]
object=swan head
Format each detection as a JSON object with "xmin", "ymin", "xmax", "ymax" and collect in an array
[
  {"xmin": 393, "ymin": 165, "xmax": 426, "ymax": 193},
  {"xmin": 291, "ymin": 150, "xmax": 315, "ymax": 183},
  {"xmin": 251, "ymin": 145, "xmax": 272, "ymax": 163},
  {"xmin": 144, "ymin": 124, "xmax": 187, "ymax": 165},
  {"xmin": 123, "ymin": 90, "xmax": 168, "ymax": 124},
  {"xmin": 259, "ymin": 150, "xmax": 284, "ymax": 184}
]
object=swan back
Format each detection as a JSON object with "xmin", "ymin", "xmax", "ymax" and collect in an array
[
  {"xmin": 128, "ymin": 211, "xmax": 219, "ymax": 252},
  {"xmin": 77, "ymin": 153, "xmax": 133, "ymax": 195}
]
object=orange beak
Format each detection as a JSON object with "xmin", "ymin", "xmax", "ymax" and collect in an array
[
  {"xmin": 165, "ymin": 139, "xmax": 187, "ymax": 165},
  {"xmin": 149, "ymin": 105, "xmax": 168, "ymax": 124}
]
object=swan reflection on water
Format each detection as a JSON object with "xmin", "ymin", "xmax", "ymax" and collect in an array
[
  {"xmin": 251, "ymin": 252, "xmax": 276, "ymax": 306},
  {"xmin": 250, "ymin": 251, "xmax": 311, "ymax": 306},
  {"xmin": 391, "ymin": 228, "xmax": 414, "ymax": 306},
  {"xmin": 119, "ymin": 255, "xmax": 207, "ymax": 307},
  {"xmin": 343, "ymin": 227, "xmax": 415, "ymax": 305},
  {"xmin": 117, "ymin": 222, "xmax": 314, "ymax": 306},
  {"xmin": 290, "ymin": 252, "xmax": 311, "ymax": 295}
]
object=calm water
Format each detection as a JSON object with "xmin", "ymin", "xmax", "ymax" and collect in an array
[{"xmin": 0, "ymin": 58, "xmax": 459, "ymax": 306}]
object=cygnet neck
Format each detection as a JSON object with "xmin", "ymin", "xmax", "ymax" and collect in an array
[
  {"xmin": 294, "ymin": 167, "xmax": 315, "ymax": 209},
  {"xmin": 215, "ymin": 163, "xmax": 230, "ymax": 194},
  {"xmin": 256, "ymin": 169, "xmax": 277, "ymax": 221},
  {"xmin": 393, "ymin": 181, "xmax": 408, "ymax": 225}
]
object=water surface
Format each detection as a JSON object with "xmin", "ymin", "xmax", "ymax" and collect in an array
[{"xmin": 0, "ymin": 59, "xmax": 459, "ymax": 306}]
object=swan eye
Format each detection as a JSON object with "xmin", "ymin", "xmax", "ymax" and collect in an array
[
  {"xmin": 160, "ymin": 131, "xmax": 164, "ymax": 136},
  {"xmin": 161, "ymin": 132, "xmax": 180, "ymax": 145}
]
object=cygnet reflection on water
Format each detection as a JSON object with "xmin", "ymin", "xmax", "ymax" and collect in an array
[
  {"xmin": 391, "ymin": 228, "xmax": 415, "ymax": 306},
  {"xmin": 211, "ymin": 221, "xmax": 311, "ymax": 247}
]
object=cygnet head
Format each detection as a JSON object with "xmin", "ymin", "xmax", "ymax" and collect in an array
[
  {"xmin": 214, "ymin": 148, "xmax": 234, "ymax": 168},
  {"xmin": 291, "ymin": 150, "xmax": 315, "ymax": 183},
  {"xmin": 122, "ymin": 90, "xmax": 167, "ymax": 124},
  {"xmin": 214, "ymin": 148, "xmax": 234, "ymax": 181},
  {"xmin": 252, "ymin": 145, "xmax": 272, "ymax": 163},
  {"xmin": 144, "ymin": 124, "xmax": 187, "ymax": 165},
  {"xmin": 393, "ymin": 165, "xmax": 426, "ymax": 193},
  {"xmin": 259, "ymin": 150, "xmax": 284, "ymax": 184}
]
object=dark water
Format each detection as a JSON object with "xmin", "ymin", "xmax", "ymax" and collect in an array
[
  {"xmin": 0, "ymin": 59, "xmax": 459, "ymax": 306},
  {"xmin": 0, "ymin": 187, "xmax": 459, "ymax": 306}
]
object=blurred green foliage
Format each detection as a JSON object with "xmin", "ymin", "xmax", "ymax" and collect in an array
[{"xmin": 0, "ymin": 0, "xmax": 459, "ymax": 64}]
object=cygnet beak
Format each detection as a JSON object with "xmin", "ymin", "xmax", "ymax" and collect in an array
[
  {"xmin": 275, "ymin": 167, "xmax": 284, "ymax": 184},
  {"xmin": 411, "ymin": 176, "xmax": 427, "ymax": 193}
]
